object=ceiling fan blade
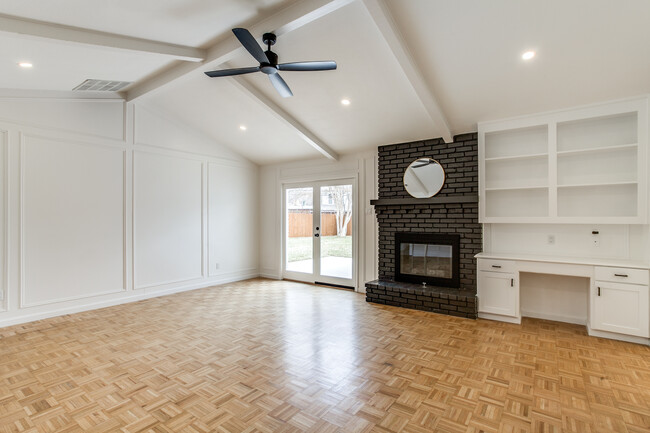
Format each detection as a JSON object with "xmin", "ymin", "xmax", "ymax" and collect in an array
[
  {"xmin": 232, "ymin": 28, "xmax": 269, "ymax": 64},
  {"xmin": 277, "ymin": 61, "xmax": 337, "ymax": 71},
  {"xmin": 269, "ymin": 73, "xmax": 293, "ymax": 98},
  {"xmin": 204, "ymin": 66, "xmax": 260, "ymax": 78},
  {"xmin": 413, "ymin": 159, "xmax": 434, "ymax": 168}
]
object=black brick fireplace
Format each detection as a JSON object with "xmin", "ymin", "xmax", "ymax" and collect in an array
[{"xmin": 365, "ymin": 133, "xmax": 480, "ymax": 319}]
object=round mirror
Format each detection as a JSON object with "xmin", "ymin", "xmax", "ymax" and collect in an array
[{"xmin": 403, "ymin": 158, "xmax": 445, "ymax": 198}]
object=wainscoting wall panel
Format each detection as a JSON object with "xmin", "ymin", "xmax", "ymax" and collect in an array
[
  {"xmin": 133, "ymin": 151, "xmax": 203, "ymax": 289},
  {"xmin": 208, "ymin": 163, "xmax": 258, "ymax": 278},
  {"xmin": 21, "ymin": 134, "xmax": 125, "ymax": 307},
  {"xmin": 0, "ymin": 130, "xmax": 6, "ymax": 311},
  {"xmin": 0, "ymin": 99, "xmax": 259, "ymax": 328}
]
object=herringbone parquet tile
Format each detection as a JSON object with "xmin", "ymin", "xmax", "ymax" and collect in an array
[{"xmin": 1, "ymin": 278, "xmax": 649, "ymax": 432}]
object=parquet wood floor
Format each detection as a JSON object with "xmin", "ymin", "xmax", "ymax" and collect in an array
[{"xmin": 1, "ymin": 279, "xmax": 649, "ymax": 433}]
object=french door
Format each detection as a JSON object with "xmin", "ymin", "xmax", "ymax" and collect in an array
[{"xmin": 283, "ymin": 179, "xmax": 355, "ymax": 288}]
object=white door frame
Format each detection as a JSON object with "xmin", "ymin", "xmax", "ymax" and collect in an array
[{"xmin": 282, "ymin": 177, "xmax": 357, "ymax": 288}]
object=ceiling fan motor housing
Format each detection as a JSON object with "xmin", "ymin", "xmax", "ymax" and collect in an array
[
  {"xmin": 262, "ymin": 32, "xmax": 277, "ymax": 46},
  {"xmin": 262, "ymin": 32, "xmax": 279, "ymax": 73}
]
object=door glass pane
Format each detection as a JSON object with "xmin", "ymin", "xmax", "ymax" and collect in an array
[
  {"xmin": 320, "ymin": 185, "xmax": 352, "ymax": 279},
  {"xmin": 286, "ymin": 188, "xmax": 313, "ymax": 274}
]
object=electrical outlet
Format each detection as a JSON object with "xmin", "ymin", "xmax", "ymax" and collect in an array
[{"xmin": 547, "ymin": 235, "xmax": 555, "ymax": 245}]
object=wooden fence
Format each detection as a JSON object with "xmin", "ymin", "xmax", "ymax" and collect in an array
[{"xmin": 289, "ymin": 211, "xmax": 352, "ymax": 237}]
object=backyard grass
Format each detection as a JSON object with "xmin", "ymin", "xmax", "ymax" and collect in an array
[{"xmin": 288, "ymin": 236, "xmax": 352, "ymax": 262}]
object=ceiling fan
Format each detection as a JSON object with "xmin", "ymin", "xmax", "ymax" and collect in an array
[{"xmin": 204, "ymin": 28, "xmax": 337, "ymax": 98}]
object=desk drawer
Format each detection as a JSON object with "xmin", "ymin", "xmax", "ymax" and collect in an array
[
  {"xmin": 478, "ymin": 259, "xmax": 516, "ymax": 274},
  {"xmin": 594, "ymin": 266, "xmax": 649, "ymax": 285}
]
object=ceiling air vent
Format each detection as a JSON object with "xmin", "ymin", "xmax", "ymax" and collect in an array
[{"xmin": 73, "ymin": 79, "xmax": 132, "ymax": 92}]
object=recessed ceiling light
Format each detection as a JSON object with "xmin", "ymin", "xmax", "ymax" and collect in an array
[
  {"xmin": 239, "ymin": 125, "xmax": 247, "ymax": 131},
  {"xmin": 341, "ymin": 98, "xmax": 351, "ymax": 106},
  {"xmin": 18, "ymin": 62, "xmax": 33, "ymax": 68},
  {"xmin": 522, "ymin": 51, "xmax": 535, "ymax": 60}
]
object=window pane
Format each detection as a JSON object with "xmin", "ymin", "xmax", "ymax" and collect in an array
[{"xmin": 286, "ymin": 188, "xmax": 313, "ymax": 274}]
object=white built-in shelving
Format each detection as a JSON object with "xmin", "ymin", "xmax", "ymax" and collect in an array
[{"xmin": 479, "ymin": 97, "xmax": 648, "ymax": 223}]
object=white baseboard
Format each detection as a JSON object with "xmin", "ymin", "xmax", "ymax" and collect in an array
[
  {"xmin": 521, "ymin": 309, "xmax": 587, "ymax": 326},
  {"xmin": 258, "ymin": 272, "xmax": 281, "ymax": 280},
  {"xmin": 478, "ymin": 312, "xmax": 521, "ymax": 324},
  {"xmin": 0, "ymin": 271, "xmax": 259, "ymax": 329}
]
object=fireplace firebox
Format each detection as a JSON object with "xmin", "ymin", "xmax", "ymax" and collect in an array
[{"xmin": 395, "ymin": 233, "xmax": 460, "ymax": 288}]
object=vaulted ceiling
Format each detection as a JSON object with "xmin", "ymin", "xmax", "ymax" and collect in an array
[{"xmin": 1, "ymin": 0, "xmax": 649, "ymax": 164}]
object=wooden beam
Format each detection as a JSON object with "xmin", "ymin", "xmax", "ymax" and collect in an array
[
  {"xmin": 361, "ymin": 0, "xmax": 453, "ymax": 143},
  {"xmin": 126, "ymin": 0, "xmax": 356, "ymax": 101},
  {"xmin": 231, "ymin": 75, "xmax": 339, "ymax": 160},
  {"xmin": 0, "ymin": 13, "xmax": 205, "ymax": 62}
]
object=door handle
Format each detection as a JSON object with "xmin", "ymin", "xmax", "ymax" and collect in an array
[
  {"xmin": 597, "ymin": 286, "xmax": 601, "ymax": 296},
  {"xmin": 511, "ymin": 278, "xmax": 513, "ymax": 287},
  {"xmin": 314, "ymin": 233, "xmax": 319, "ymax": 237}
]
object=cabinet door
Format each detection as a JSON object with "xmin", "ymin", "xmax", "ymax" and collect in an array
[
  {"xmin": 592, "ymin": 281, "xmax": 649, "ymax": 337},
  {"xmin": 478, "ymin": 271, "xmax": 518, "ymax": 317}
]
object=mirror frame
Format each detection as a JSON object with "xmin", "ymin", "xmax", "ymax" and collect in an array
[{"xmin": 403, "ymin": 158, "xmax": 446, "ymax": 198}]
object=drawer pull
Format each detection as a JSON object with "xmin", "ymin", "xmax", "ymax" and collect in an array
[
  {"xmin": 614, "ymin": 273, "xmax": 628, "ymax": 278},
  {"xmin": 511, "ymin": 278, "xmax": 514, "ymax": 287},
  {"xmin": 598, "ymin": 286, "xmax": 601, "ymax": 296},
  {"xmin": 491, "ymin": 265, "xmax": 502, "ymax": 269}
]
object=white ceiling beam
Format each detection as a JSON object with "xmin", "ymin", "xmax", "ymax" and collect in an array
[
  {"xmin": 0, "ymin": 13, "xmax": 205, "ymax": 62},
  {"xmin": 231, "ymin": 75, "xmax": 339, "ymax": 160},
  {"xmin": 126, "ymin": 0, "xmax": 356, "ymax": 101},
  {"xmin": 361, "ymin": 0, "xmax": 453, "ymax": 143}
]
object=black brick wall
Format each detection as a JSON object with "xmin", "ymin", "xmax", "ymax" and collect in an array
[
  {"xmin": 378, "ymin": 133, "xmax": 478, "ymax": 199},
  {"xmin": 375, "ymin": 133, "xmax": 481, "ymax": 292}
]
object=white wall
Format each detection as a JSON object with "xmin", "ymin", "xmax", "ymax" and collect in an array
[
  {"xmin": 259, "ymin": 153, "xmax": 378, "ymax": 292},
  {"xmin": 0, "ymin": 97, "xmax": 259, "ymax": 327},
  {"xmin": 485, "ymin": 223, "xmax": 649, "ymax": 262}
]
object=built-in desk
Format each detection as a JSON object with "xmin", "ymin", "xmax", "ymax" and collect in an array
[{"xmin": 475, "ymin": 252, "xmax": 650, "ymax": 345}]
